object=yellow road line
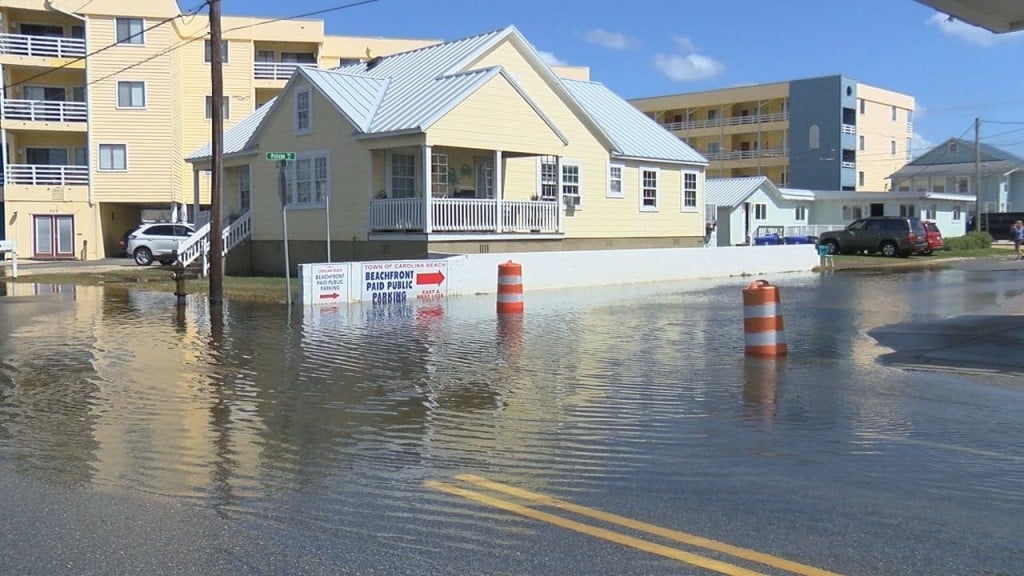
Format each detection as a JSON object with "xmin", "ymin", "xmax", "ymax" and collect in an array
[
  {"xmin": 425, "ymin": 480, "xmax": 768, "ymax": 576},
  {"xmin": 455, "ymin": 474, "xmax": 844, "ymax": 576}
]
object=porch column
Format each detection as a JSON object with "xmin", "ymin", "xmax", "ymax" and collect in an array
[
  {"xmin": 422, "ymin": 145, "xmax": 432, "ymax": 234},
  {"xmin": 0, "ymin": 63, "xmax": 7, "ymax": 188},
  {"xmin": 556, "ymin": 156, "xmax": 564, "ymax": 233},
  {"xmin": 192, "ymin": 168, "xmax": 201, "ymax": 225},
  {"xmin": 494, "ymin": 149, "xmax": 503, "ymax": 233}
]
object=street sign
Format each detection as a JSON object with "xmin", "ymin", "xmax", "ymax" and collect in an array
[
  {"xmin": 299, "ymin": 263, "xmax": 349, "ymax": 306},
  {"xmin": 360, "ymin": 260, "xmax": 448, "ymax": 305},
  {"xmin": 266, "ymin": 151, "xmax": 295, "ymax": 161}
]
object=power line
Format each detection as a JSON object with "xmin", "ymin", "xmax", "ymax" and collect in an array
[{"xmin": 2, "ymin": 1, "xmax": 209, "ymax": 92}]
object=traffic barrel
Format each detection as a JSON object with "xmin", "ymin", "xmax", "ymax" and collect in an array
[
  {"xmin": 497, "ymin": 260, "xmax": 524, "ymax": 314},
  {"xmin": 742, "ymin": 279, "xmax": 787, "ymax": 357}
]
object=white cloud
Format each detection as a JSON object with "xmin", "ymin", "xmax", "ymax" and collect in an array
[
  {"xmin": 912, "ymin": 132, "xmax": 935, "ymax": 154},
  {"xmin": 584, "ymin": 28, "xmax": 634, "ymax": 50},
  {"xmin": 652, "ymin": 35, "xmax": 723, "ymax": 82},
  {"xmin": 927, "ymin": 13, "xmax": 1024, "ymax": 46},
  {"xmin": 537, "ymin": 50, "xmax": 567, "ymax": 67}
]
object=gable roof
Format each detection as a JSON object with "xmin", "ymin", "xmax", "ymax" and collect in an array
[
  {"xmin": 187, "ymin": 97, "xmax": 277, "ymax": 162},
  {"xmin": 890, "ymin": 138, "xmax": 1024, "ymax": 179},
  {"xmin": 705, "ymin": 176, "xmax": 807, "ymax": 206},
  {"xmin": 561, "ymin": 79, "xmax": 705, "ymax": 165}
]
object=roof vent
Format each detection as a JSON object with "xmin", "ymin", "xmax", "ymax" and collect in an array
[{"xmin": 365, "ymin": 56, "xmax": 383, "ymax": 70}]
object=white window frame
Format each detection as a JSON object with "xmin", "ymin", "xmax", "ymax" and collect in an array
[
  {"xmin": 753, "ymin": 203, "xmax": 768, "ymax": 221},
  {"xmin": 858, "ymin": 135, "xmax": 865, "ymax": 150},
  {"xmin": 431, "ymin": 153, "xmax": 448, "ymax": 197},
  {"xmin": 607, "ymin": 162, "xmax": 624, "ymax": 198},
  {"xmin": 286, "ymin": 150, "xmax": 329, "ymax": 208},
  {"xmin": 639, "ymin": 166, "xmax": 659, "ymax": 211},
  {"xmin": 890, "ymin": 140, "xmax": 897, "ymax": 155},
  {"xmin": 116, "ymin": 81, "xmax": 146, "ymax": 109},
  {"xmin": 239, "ymin": 166, "xmax": 251, "ymax": 212},
  {"xmin": 205, "ymin": 95, "xmax": 230, "ymax": 119},
  {"xmin": 98, "ymin": 144, "xmax": 127, "ymax": 172},
  {"xmin": 891, "ymin": 105, "xmax": 897, "ymax": 121},
  {"xmin": 925, "ymin": 204, "xmax": 937, "ymax": 220},
  {"xmin": 389, "ymin": 152, "xmax": 416, "ymax": 199},
  {"xmin": 537, "ymin": 156, "xmax": 558, "ymax": 201},
  {"xmin": 795, "ymin": 205, "xmax": 807, "ymax": 221},
  {"xmin": 952, "ymin": 206, "xmax": 962, "ymax": 221},
  {"xmin": 561, "ymin": 159, "xmax": 582, "ymax": 209},
  {"xmin": 294, "ymin": 88, "xmax": 311, "ymax": 135},
  {"xmin": 114, "ymin": 17, "xmax": 144, "ymax": 45},
  {"xmin": 858, "ymin": 171, "xmax": 865, "ymax": 187},
  {"xmin": 204, "ymin": 39, "xmax": 229, "ymax": 63},
  {"xmin": 681, "ymin": 171, "xmax": 699, "ymax": 212}
]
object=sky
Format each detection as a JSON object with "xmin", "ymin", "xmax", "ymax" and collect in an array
[{"xmin": 204, "ymin": 0, "xmax": 1024, "ymax": 159}]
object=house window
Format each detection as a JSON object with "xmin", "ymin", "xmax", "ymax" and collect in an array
[
  {"xmin": 891, "ymin": 105, "xmax": 897, "ymax": 121},
  {"xmin": 897, "ymin": 180, "xmax": 910, "ymax": 192},
  {"xmin": 72, "ymin": 86, "xmax": 86, "ymax": 102},
  {"xmin": 925, "ymin": 204, "xmax": 937, "ymax": 220},
  {"xmin": 707, "ymin": 109, "xmax": 718, "ymax": 120},
  {"xmin": 682, "ymin": 171, "xmax": 698, "ymax": 210},
  {"xmin": 707, "ymin": 142, "xmax": 720, "ymax": 155},
  {"xmin": 607, "ymin": 163, "xmax": 624, "ymax": 198},
  {"xmin": 239, "ymin": 167, "xmax": 251, "ymax": 211},
  {"xmin": 431, "ymin": 153, "xmax": 448, "ymax": 197},
  {"xmin": 780, "ymin": 171, "xmax": 789, "ymax": 186},
  {"xmin": 115, "ymin": 18, "xmax": 144, "ymax": 45},
  {"xmin": 204, "ymin": 40, "xmax": 229, "ymax": 63},
  {"xmin": 955, "ymin": 177, "xmax": 969, "ymax": 193},
  {"xmin": 931, "ymin": 177, "xmax": 945, "ymax": 192},
  {"xmin": 859, "ymin": 99, "xmax": 865, "ymax": 114},
  {"xmin": 288, "ymin": 153, "xmax": 328, "ymax": 206},
  {"xmin": 281, "ymin": 52, "xmax": 316, "ymax": 64},
  {"xmin": 73, "ymin": 147, "xmax": 87, "ymax": 166},
  {"xmin": 890, "ymin": 140, "xmax": 896, "ymax": 155},
  {"xmin": 116, "ymin": 81, "xmax": 145, "ymax": 108},
  {"xmin": 205, "ymin": 95, "xmax": 229, "ymax": 119},
  {"xmin": 295, "ymin": 89, "xmax": 311, "ymax": 134},
  {"xmin": 842, "ymin": 205, "xmax": 863, "ymax": 220},
  {"xmin": 391, "ymin": 153, "xmax": 415, "ymax": 198},
  {"xmin": 859, "ymin": 135, "xmax": 865, "ymax": 150},
  {"xmin": 98, "ymin": 144, "xmax": 126, "ymax": 171},
  {"xmin": 640, "ymin": 167, "xmax": 658, "ymax": 210},
  {"xmin": 795, "ymin": 205, "xmax": 807, "ymax": 221},
  {"xmin": 538, "ymin": 156, "xmax": 558, "ymax": 201},
  {"xmin": 952, "ymin": 206, "xmax": 961, "ymax": 221},
  {"xmin": 562, "ymin": 161, "xmax": 581, "ymax": 208},
  {"xmin": 754, "ymin": 203, "xmax": 767, "ymax": 220},
  {"xmin": 899, "ymin": 204, "xmax": 916, "ymax": 217},
  {"xmin": 949, "ymin": 142, "xmax": 959, "ymax": 154},
  {"xmin": 858, "ymin": 171, "xmax": 865, "ymax": 186},
  {"xmin": 339, "ymin": 57, "xmax": 362, "ymax": 66}
]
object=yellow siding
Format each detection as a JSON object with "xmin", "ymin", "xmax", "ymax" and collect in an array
[
  {"xmin": 2, "ymin": 196, "xmax": 98, "ymax": 259},
  {"xmin": 857, "ymin": 84, "xmax": 915, "ymax": 191},
  {"xmin": 428, "ymin": 75, "xmax": 565, "ymax": 155}
]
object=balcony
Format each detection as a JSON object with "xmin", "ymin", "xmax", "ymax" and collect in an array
[
  {"xmin": 662, "ymin": 112, "xmax": 789, "ymax": 132},
  {"xmin": 0, "ymin": 33, "xmax": 86, "ymax": 59},
  {"xmin": 253, "ymin": 62, "xmax": 317, "ymax": 81},
  {"xmin": 370, "ymin": 198, "xmax": 560, "ymax": 234},
  {"xmin": 705, "ymin": 148, "xmax": 789, "ymax": 162},
  {"xmin": 3, "ymin": 164, "xmax": 88, "ymax": 186},
  {"xmin": 841, "ymin": 124, "xmax": 856, "ymax": 135},
  {"xmin": 2, "ymin": 99, "xmax": 87, "ymax": 123}
]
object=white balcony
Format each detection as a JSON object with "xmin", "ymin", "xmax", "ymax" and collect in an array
[
  {"xmin": 253, "ymin": 62, "xmax": 317, "ymax": 80},
  {"xmin": 841, "ymin": 124, "xmax": 856, "ymax": 135},
  {"xmin": 4, "ymin": 164, "xmax": 88, "ymax": 186},
  {"xmin": 841, "ymin": 161, "xmax": 856, "ymax": 169},
  {"xmin": 661, "ymin": 112, "xmax": 789, "ymax": 132},
  {"xmin": 0, "ymin": 33, "xmax": 86, "ymax": 59},
  {"xmin": 370, "ymin": 198, "xmax": 560, "ymax": 234},
  {"xmin": 705, "ymin": 148, "xmax": 789, "ymax": 161},
  {"xmin": 2, "ymin": 99, "xmax": 87, "ymax": 123}
]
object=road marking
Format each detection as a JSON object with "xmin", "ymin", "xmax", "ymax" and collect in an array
[
  {"xmin": 451, "ymin": 474, "xmax": 844, "ymax": 576},
  {"xmin": 425, "ymin": 480, "xmax": 768, "ymax": 576}
]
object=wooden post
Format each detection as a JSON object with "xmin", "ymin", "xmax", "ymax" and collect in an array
[{"xmin": 209, "ymin": 0, "xmax": 225, "ymax": 304}]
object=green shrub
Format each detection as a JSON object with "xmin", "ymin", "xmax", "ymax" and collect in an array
[{"xmin": 944, "ymin": 231, "xmax": 993, "ymax": 251}]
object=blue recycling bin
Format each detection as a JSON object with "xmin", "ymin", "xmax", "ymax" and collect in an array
[
  {"xmin": 754, "ymin": 235, "xmax": 780, "ymax": 246},
  {"xmin": 784, "ymin": 235, "xmax": 812, "ymax": 244}
]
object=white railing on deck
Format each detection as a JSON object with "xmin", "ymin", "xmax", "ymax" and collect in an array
[
  {"xmin": 433, "ymin": 198, "xmax": 496, "ymax": 231},
  {"xmin": 705, "ymin": 148, "xmax": 788, "ymax": 161},
  {"xmin": 500, "ymin": 200, "xmax": 558, "ymax": 232},
  {"xmin": 370, "ymin": 198, "xmax": 559, "ymax": 233},
  {"xmin": 2, "ymin": 99, "xmax": 87, "ymax": 122},
  {"xmin": 841, "ymin": 124, "xmax": 856, "ymax": 135},
  {"xmin": 176, "ymin": 211, "xmax": 252, "ymax": 276},
  {"xmin": 0, "ymin": 33, "xmax": 86, "ymax": 58},
  {"xmin": 370, "ymin": 198, "xmax": 423, "ymax": 230},
  {"xmin": 784, "ymin": 224, "xmax": 846, "ymax": 237},
  {"xmin": 253, "ymin": 62, "xmax": 317, "ymax": 80},
  {"xmin": 841, "ymin": 161, "xmax": 856, "ymax": 169},
  {"xmin": 4, "ymin": 164, "xmax": 88, "ymax": 185},
  {"xmin": 661, "ymin": 112, "xmax": 789, "ymax": 131}
]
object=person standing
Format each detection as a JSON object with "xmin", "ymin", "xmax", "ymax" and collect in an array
[{"xmin": 1014, "ymin": 220, "xmax": 1024, "ymax": 260}]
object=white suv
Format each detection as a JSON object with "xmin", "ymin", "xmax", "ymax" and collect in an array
[{"xmin": 125, "ymin": 222, "xmax": 195, "ymax": 266}]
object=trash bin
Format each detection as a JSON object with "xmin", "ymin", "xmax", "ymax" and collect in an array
[
  {"xmin": 784, "ymin": 235, "xmax": 812, "ymax": 244},
  {"xmin": 754, "ymin": 235, "xmax": 780, "ymax": 246}
]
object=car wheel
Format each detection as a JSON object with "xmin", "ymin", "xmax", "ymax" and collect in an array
[
  {"xmin": 922, "ymin": 250, "xmax": 933, "ymax": 256},
  {"xmin": 880, "ymin": 241, "xmax": 899, "ymax": 257},
  {"xmin": 133, "ymin": 246, "xmax": 154, "ymax": 266},
  {"xmin": 824, "ymin": 239, "xmax": 840, "ymax": 255}
]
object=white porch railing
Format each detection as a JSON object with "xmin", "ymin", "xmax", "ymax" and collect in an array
[
  {"xmin": 0, "ymin": 33, "xmax": 86, "ymax": 58},
  {"xmin": 176, "ymin": 211, "xmax": 252, "ymax": 276},
  {"xmin": 253, "ymin": 62, "xmax": 317, "ymax": 80},
  {"xmin": 705, "ymin": 148, "xmax": 788, "ymax": 161},
  {"xmin": 784, "ymin": 224, "xmax": 845, "ymax": 237},
  {"xmin": 2, "ymin": 99, "xmax": 87, "ymax": 123},
  {"xmin": 4, "ymin": 164, "xmax": 88, "ymax": 185},
  {"xmin": 841, "ymin": 124, "xmax": 856, "ymax": 135},
  {"xmin": 841, "ymin": 161, "xmax": 856, "ymax": 169},
  {"xmin": 369, "ymin": 198, "xmax": 560, "ymax": 233},
  {"xmin": 662, "ymin": 112, "xmax": 789, "ymax": 132}
]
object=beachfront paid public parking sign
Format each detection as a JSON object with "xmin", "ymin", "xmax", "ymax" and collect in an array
[
  {"xmin": 301, "ymin": 263, "xmax": 349, "ymax": 305},
  {"xmin": 361, "ymin": 260, "xmax": 447, "ymax": 304}
]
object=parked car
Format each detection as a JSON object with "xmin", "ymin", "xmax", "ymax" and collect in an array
[
  {"xmin": 966, "ymin": 212, "xmax": 1024, "ymax": 241},
  {"xmin": 125, "ymin": 222, "xmax": 195, "ymax": 266},
  {"xmin": 920, "ymin": 220, "xmax": 944, "ymax": 255},
  {"xmin": 818, "ymin": 216, "xmax": 927, "ymax": 258}
]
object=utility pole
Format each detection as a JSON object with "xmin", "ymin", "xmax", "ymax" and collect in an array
[
  {"xmin": 209, "ymin": 0, "xmax": 225, "ymax": 304},
  {"xmin": 974, "ymin": 117, "xmax": 981, "ymax": 232}
]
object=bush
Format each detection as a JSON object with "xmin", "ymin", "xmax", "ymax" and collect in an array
[{"xmin": 944, "ymin": 231, "xmax": 993, "ymax": 251}]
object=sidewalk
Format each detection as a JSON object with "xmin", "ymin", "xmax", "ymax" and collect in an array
[{"xmin": 0, "ymin": 256, "xmax": 138, "ymax": 278}]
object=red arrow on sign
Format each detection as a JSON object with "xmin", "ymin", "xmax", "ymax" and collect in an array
[
  {"xmin": 416, "ymin": 271, "xmax": 445, "ymax": 286},
  {"xmin": 319, "ymin": 292, "xmax": 340, "ymax": 300}
]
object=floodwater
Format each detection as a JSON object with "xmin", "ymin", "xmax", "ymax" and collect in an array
[{"xmin": 1, "ymin": 266, "xmax": 1022, "ymax": 575}]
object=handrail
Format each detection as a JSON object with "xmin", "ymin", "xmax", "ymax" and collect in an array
[
  {"xmin": 4, "ymin": 164, "xmax": 88, "ymax": 185},
  {"xmin": 174, "ymin": 211, "xmax": 252, "ymax": 276},
  {"xmin": 2, "ymin": 99, "xmax": 88, "ymax": 123},
  {"xmin": 0, "ymin": 32, "xmax": 86, "ymax": 58},
  {"xmin": 253, "ymin": 61, "xmax": 317, "ymax": 80},
  {"xmin": 704, "ymin": 148, "xmax": 788, "ymax": 161},
  {"xmin": 662, "ymin": 112, "xmax": 789, "ymax": 131}
]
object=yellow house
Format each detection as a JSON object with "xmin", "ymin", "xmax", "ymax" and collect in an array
[
  {"xmin": 186, "ymin": 26, "xmax": 709, "ymax": 275},
  {"xmin": 0, "ymin": 0, "xmax": 439, "ymax": 260}
]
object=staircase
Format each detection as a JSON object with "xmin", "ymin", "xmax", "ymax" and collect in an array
[{"xmin": 176, "ymin": 211, "xmax": 252, "ymax": 276}]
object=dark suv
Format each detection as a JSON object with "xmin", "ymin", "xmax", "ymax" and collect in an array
[{"xmin": 818, "ymin": 216, "xmax": 927, "ymax": 258}]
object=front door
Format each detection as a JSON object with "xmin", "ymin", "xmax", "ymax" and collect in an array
[{"xmin": 33, "ymin": 215, "xmax": 74, "ymax": 259}]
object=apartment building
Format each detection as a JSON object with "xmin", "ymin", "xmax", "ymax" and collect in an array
[
  {"xmin": 0, "ymin": 0, "xmax": 438, "ymax": 259},
  {"xmin": 629, "ymin": 75, "xmax": 915, "ymax": 193}
]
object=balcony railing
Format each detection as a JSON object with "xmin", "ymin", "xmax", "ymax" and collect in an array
[
  {"xmin": 369, "ymin": 198, "xmax": 560, "ymax": 233},
  {"xmin": 705, "ymin": 148, "xmax": 789, "ymax": 161},
  {"xmin": 784, "ymin": 224, "xmax": 845, "ymax": 237},
  {"xmin": 253, "ymin": 62, "xmax": 317, "ymax": 80},
  {"xmin": 841, "ymin": 124, "xmax": 856, "ymax": 135},
  {"xmin": 2, "ymin": 99, "xmax": 87, "ymax": 123},
  {"xmin": 841, "ymin": 161, "xmax": 856, "ymax": 169},
  {"xmin": 662, "ymin": 112, "xmax": 789, "ymax": 132},
  {"xmin": 0, "ymin": 33, "xmax": 86, "ymax": 59},
  {"xmin": 4, "ymin": 164, "xmax": 88, "ymax": 186}
]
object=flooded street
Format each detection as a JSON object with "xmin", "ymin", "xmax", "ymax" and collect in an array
[{"xmin": 2, "ymin": 265, "xmax": 1023, "ymax": 575}]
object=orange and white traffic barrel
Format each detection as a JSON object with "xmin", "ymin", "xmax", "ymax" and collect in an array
[
  {"xmin": 742, "ymin": 279, "xmax": 787, "ymax": 357},
  {"xmin": 497, "ymin": 260, "xmax": 524, "ymax": 314}
]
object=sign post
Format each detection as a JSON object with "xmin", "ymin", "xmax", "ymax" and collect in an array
[{"xmin": 269, "ymin": 153, "xmax": 294, "ymax": 306}]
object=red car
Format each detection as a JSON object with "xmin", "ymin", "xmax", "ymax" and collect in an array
[{"xmin": 920, "ymin": 220, "xmax": 944, "ymax": 255}]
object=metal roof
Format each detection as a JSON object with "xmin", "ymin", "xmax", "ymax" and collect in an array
[
  {"xmin": 779, "ymin": 188, "xmax": 976, "ymax": 203},
  {"xmin": 704, "ymin": 176, "xmax": 808, "ymax": 206},
  {"xmin": 301, "ymin": 69, "xmax": 388, "ymax": 132},
  {"xmin": 561, "ymin": 79, "xmax": 706, "ymax": 165},
  {"xmin": 187, "ymin": 97, "xmax": 276, "ymax": 162}
]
